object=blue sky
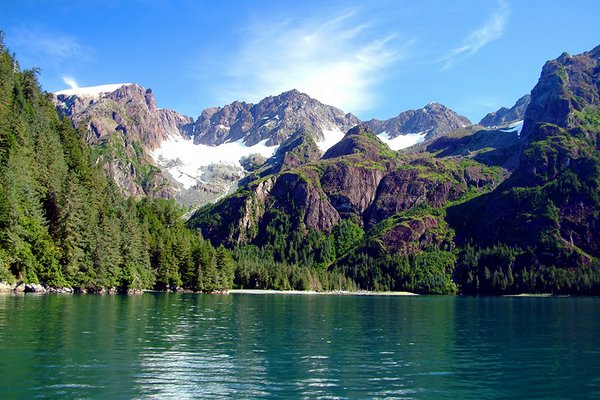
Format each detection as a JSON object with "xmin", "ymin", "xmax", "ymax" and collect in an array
[{"xmin": 2, "ymin": 0, "xmax": 599, "ymax": 122}]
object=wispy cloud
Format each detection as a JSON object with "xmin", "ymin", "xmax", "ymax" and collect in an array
[
  {"xmin": 202, "ymin": 8, "xmax": 408, "ymax": 113},
  {"xmin": 439, "ymin": 0, "xmax": 509, "ymax": 70},
  {"xmin": 61, "ymin": 76, "xmax": 79, "ymax": 89},
  {"xmin": 10, "ymin": 27, "xmax": 94, "ymax": 66}
]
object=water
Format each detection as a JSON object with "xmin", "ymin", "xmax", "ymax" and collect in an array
[{"xmin": 0, "ymin": 293, "xmax": 598, "ymax": 399}]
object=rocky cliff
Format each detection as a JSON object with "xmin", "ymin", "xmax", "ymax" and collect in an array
[
  {"xmin": 365, "ymin": 102, "xmax": 471, "ymax": 141},
  {"xmin": 189, "ymin": 124, "xmax": 502, "ymax": 251},
  {"xmin": 479, "ymin": 94, "xmax": 531, "ymax": 127},
  {"xmin": 54, "ymin": 84, "xmax": 194, "ymax": 198},
  {"xmin": 193, "ymin": 89, "xmax": 360, "ymax": 146}
]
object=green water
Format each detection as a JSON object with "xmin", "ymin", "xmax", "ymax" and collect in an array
[{"xmin": 0, "ymin": 293, "xmax": 598, "ymax": 399}]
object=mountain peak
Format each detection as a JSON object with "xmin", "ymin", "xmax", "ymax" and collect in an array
[
  {"xmin": 479, "ymin": 94, "xmax": 531, "ymax": 127},
  {"xmin": 280, "ymin": 88, "xmax": 302, "ymax": 97},
  {"xmin": 193, "ymin": 90, "xmax": 359, "ymax": 147},
  {"xmin": 344, "ymin": 123, "xmax": 372, "ymax": 137},
  {"xmin": 54, "ymin": 83, "xmax": 133, "ymax": 98},
  {"xmin": 365, "ymin": 103, "xmax": 471, "ymax": 141},
  {"xmin": 322, "ymin": 124, "xmax": 393, "ymax": 160}
]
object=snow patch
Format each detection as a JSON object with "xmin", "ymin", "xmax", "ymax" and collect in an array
[
  {"xmin": 54, "ymin": 83, "xmax": 132, "ymax": 97},
  {"xmin": 501, "ymin": 120, "xmax": 524, "ymax": 137},
  {"xmin": 317, "ymin": 128, "xmax": 345, "ymax": 152},
  {"xmin": 377, "ymin": 131, "xmax": 426, "ymax": 150},
  {"xmin": 151, "ymin": 135, "xmax": 277, "ymax": 189}
]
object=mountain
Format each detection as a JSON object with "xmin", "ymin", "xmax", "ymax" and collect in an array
[
  {"xmin": 54, "ymin": 84, "xmax": 263, "ymax": 208},
  {"xmin": 451, "ymin": 46, "xmax": 600, "ymax": 272},
  {"xmin": 365, "ymin": 103, "xmax": 471, "ymax": 141},
  {"xmin": 193, "ymin": 89, "xmax": 360, "ymax": 147},
  {"xmin": 188, "ymin": 123, "xmax": 504, "ymax": 293},
  {"xmin": 55, "ymin": 85, "xmax": 472, "ymax": 209},
  {"xmin": 479, "ymin": 94, "xmax": 531, "ymax": 127},
  {"xmin": 54, "ymin": 83, "xmax": 194, "ymax": 199},
  {"xmin": 3, "ymin": 33, "xmax": 599, "ymax": 295},
  {"xmin": 412, "ymin": 121, "xmax": 524, "ymax": 170},
  {"xmin": 0, "ymin": 42, "xmax": 235, "ymax": 293},
  {"xmin": 53, "ymin": 87, "xmax": 363, "ymax": 208},
  {"xmin": 189, "ymin": 45, "xmax": 600, "ymax": 295}
]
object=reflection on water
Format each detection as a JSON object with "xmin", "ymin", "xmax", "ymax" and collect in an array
[{"xmin": 0, "ymin": 293, "xmax": 599, "ymax": 399}]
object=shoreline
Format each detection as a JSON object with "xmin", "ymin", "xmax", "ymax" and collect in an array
[{"xmin": 228, "ymin": 289, "xmax": 418, "ymax": 296}]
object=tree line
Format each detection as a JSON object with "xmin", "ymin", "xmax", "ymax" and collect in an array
[{"xmin": 0, "ymin": 37, "xmax": 232, "ymax": 292}]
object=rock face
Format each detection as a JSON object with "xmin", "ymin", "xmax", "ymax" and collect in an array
[
  {"xmin": 365, "ymin": 158, "xmax": 500, "ymax": 227},
  {"xmin": 479, "ymin": 94, "xmax": 531, "ymax": 127},
  {"xmin": 193, "ymin": 89, "xmax": 360, "ymax": 146},
  {"xmin": 257, "ymin": 128, "xmax": 323, "ymax": 176},
  {"xmin": 452, "ymin": 45, "xmax": 600, "ymax": 263},
  {"xmin": 54, "ymin": 84, "xmax": 194, "ymax": 198},
  {"xmin": 189, "ymin": 125, "xmax": 501, "ymax": 250},
  {"xmin": 56, "ymin": 84, "xmax": 474, "ymax": 208},
  {"xmin": 321, "ymin": 162, "xmax": 388, "ymax": 219},
  {"xmin": 55, "ymin": 84, "xmax": 194, "ymax": 151},
  {"xmin": 365, "ymin": 103, "xmax": 471, "ymax": 141},
  {"xmin": 381, "ymin": 215, "xmax": 442, "ymax": 254}
]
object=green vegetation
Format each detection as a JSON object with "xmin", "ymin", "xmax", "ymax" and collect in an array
[
  {"xmin": 455, "ymin": 243, "xmax": 600, "ymax": 294},
  {"xmin": 2, "ymin": 36, "xmax": 598, "ymax": 296},
  {"xmin": 0, "ymin": 38, "xmax": 232, "ymax": 292}
]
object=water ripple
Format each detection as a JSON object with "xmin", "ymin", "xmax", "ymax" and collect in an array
[{"xmin": 0, "ymin": 294, "xmax": 598, "ymax": 399}]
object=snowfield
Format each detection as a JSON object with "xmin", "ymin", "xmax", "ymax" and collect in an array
[
  {"xmin": 151, "ymin": 135, "xmax": 278, "ymax": 189},
  {"xmin": 55, "ymin": 83, "xmax": 132, "ymax": 97},
  {"xmin": 376, "ymin": 131, "xmax": 427, "ymax": 150},
  {"xmin": 317, "ymin": 128, "xmax": 345, "ymax": 152},
  {"xmin": 501, "ymin": 120, "xmax": 524, "ymax": 137}
]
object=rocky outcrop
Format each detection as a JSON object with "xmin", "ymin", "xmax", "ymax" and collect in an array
[
  {"xmin": 191, "ymin": 125, "xmax": 502, "ymax": 247},
  {"xmin": 257, "ymin": 128, "xmax": 323, "ymax": 176},
  {"xmin": 24, "ymin": 283, "xmax": 47, "ymax": 293},
  {"xmin": 269, "ymin": 172, "xmax": 340, "ymax": 233},
  {"xmin": 0, "ymin": 281, "xmax": 16, "ymax": 292},
  {"xmin": 522, "ymin": 46, "xmax": 600, "ymax": 140},
  {"xmin": 365, "ymin": 158, "xmax": 499, "ymax": 227},
  {"xmin": 479, "ymin": 94, "xmax": 531, "ymax": 127},
  {"xmin": 54, "ymin": 84, "xmax": 194, "ymax": 198},
  {"xmin": 322, "ymin": 124, "xmax": 395, "ymax": 160},
  {"xmin": 55, "ymin": 84, "xmax": 194, "ymax": 150},
  {"xmin": 321, "ymin": 162, "xmax": 387, "ymax": 218},
  {"xmin": 193, "ymin": 89, "xmax": 359, "ymax": 146},
  {"xmin": 381, "ymin": 216, "xmax": 442, "ymax": 254},
  {"xmin": 365, "ymin": 103, "xmax": 471, "ymax": 141}
]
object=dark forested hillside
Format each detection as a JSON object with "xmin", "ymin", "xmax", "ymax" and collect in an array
[
  {"xmin": 449, "ymin": 46, "xmax": 600, "ymax": 294},
  {"xmin": 0, "ymin": 37, "xmax": 234, "ymax": 293}
]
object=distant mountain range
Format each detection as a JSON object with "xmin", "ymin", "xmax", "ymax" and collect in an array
[
  {"xmin": 53, "ymin": 84, "xmax": 493, "ymax": 208},
  {"xmin": 4, "ymin": 36, "xmax": 599, "ymax": 295}
]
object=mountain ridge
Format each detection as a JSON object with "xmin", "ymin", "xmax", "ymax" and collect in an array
[
  {"xmin": 189, "ymin": 45, "xmax": 600, "ymax": 295},
  {"xmin": 53, "ymin": 85, "xmax": 476, "ymax": 208}
]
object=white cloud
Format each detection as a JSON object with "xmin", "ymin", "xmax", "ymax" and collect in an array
[
  {"xmin": 208, "ymin": 9, "xmax": 406, "ymax": 113},
  {"xmin": 61, "ymin": 76, "xmax": 79, "ymax": 89},
  {"xmin": 11, "ymin": 28, "xmax": 94, "ymax": 66},
  {"xmin": 439, "ymin": 0, "xmax": 509, "ymax": 70}
]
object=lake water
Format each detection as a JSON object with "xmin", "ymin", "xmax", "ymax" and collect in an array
[{"xmin": 0, "ymin": 293, "xmax": 598, "ymax": 399}]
